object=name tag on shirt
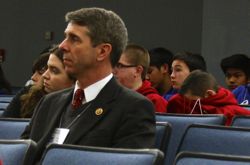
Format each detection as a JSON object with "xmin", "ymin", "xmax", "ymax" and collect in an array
[{"xmin": 51, "ymin": 128, "xmax": 70, "ymax": 144}]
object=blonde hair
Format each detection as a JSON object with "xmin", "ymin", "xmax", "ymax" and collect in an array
[{"xmin": 20, "ymin": 84, "xmax": 46, "ymax": 118}]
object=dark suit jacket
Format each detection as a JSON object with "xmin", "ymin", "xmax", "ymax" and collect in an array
[
  {"xmin": 22, "ymin": 77, "xmax": 156, "ymax": 163},
  {"xmin": 3, "ymin": 85, "xmax": 31, "ymax": 117}
]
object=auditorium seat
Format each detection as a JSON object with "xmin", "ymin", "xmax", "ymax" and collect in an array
[
  {"xmin": 155, "ymin": 113, "xmax": 225, "ymax": 165},
  {"xmin": 40, "ymin": 144, "xmax": 164, "ymax": 165}
]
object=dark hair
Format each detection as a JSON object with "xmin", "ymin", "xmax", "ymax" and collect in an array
[
  {"xmin": 49, "ymin": 45, "xmax": 64, "ymax": 62},
  {"xmin": 20, "ymin": 45, "xmax": 75, "ymax": 118},
  {"xmin": 173, "ymin": 51, "xmax": 207, "ymax": 72},
  {"xmin": 180, "ymin": 70, "xmax": 219, "ymax": 97},
  {"xmin": 39, "ymin": 44, "xmax": 56, "ymax": 54},
  {"xmin": 148, "ymin": 47, "xmax": 173, "ymax": 71},
  {"xmin": 32, "ymin": 52, "xmax": 50, "ymax": 74},
  {"xmin": 220, "ymin": 54, "xmax": 250, "ymax": 78},
  {"xmin": 50, "ymin": 45, "xmax": 76, "ymax": 81},
  {"xmin": 20, "ymin": 85, "xmax": 46, "ymax": 118},
  {"xmin": 65, "ymin": 7, "xmax": 128, "ymax": 67},
  {"xmin": 123, "ymin": 44, "xmax": 150, "ymax": 80}
]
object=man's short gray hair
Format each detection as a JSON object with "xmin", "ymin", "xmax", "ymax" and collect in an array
[{"xmin": 65, "ymin": 7, "xmax": 128, "ymax": 67}]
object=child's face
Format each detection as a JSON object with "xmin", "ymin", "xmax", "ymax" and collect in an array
[
  {"xmin": 225, "ymin": 68, "xmax": 248, "ymax": 90},
  {"xmin": 171, "ymin": 60, "xmax": 190, "ymax": 89},
  {"xmin": 42, "ymin": 54, "xmax": 74, "ymax": 93},
  {"xmin": 113, "ymin": 53, "xmax": 140, "ymax": 90},
  {"xmin": 31, "ymin": 67, "xmax": 47, "ymax": 87},
  {"xmin": 147, "ymin": 65, "xmax": 168, "ymax": 89}
]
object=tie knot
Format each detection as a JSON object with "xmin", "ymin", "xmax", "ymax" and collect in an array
[
  {"xmin": 75, "ymin": 89, "xmax": 84, "ymax": 98},
  {"xmin": 72, "ymin": 89, "xmax": 84, "ymax": 110}
]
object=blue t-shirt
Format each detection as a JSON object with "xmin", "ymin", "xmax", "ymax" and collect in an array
[
  {"xmin": 232, "ymin": 84, "xmax": 250, "ymax": 105},
  {"xmin": 163, "ymin": 87, "xmax": 178, "ymax": 101}
]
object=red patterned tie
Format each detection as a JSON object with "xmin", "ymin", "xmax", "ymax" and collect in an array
[{"xmin": 72, "ymin": 89, "xmax": 84, "ymax": 110}]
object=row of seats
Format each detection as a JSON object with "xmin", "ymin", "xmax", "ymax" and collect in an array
[
  {"xmin": 157, "ymin": 113, "xmax": 250, "ymax": 165},
  {"xmin": 1, "ymin": 114, "xmax": 250, "ymax": 164},
  {"xmin": 0, "ymin": 95, "xmax": 15, "ymax": 117},
  {"xmin": 172, "ymin": 123, "xmax": 250, "ymax": 165},
  {"xmin": 1, "ymin": 93, "xmax": 250, "ymax": 164},
  {"xmin": 2, "ymin": 132, "xmax": 250, "ymax": 165},
  {"xmin": 0, "ymin": 95, "xmax": 15, "ymax": 103},
  {"xmin": 0, "ymin": 140, "xmax": 163, "ymax": 165},
  {"xmin": 174, "ymin": 151, "xmax": 250, "ymax": 165},
  {"xmin": 156, "ymin": 113, "xmax": 225, "ymax": 165}
]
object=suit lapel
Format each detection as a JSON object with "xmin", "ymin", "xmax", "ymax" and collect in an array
[
  {"xmin": 64, "ymin": 77, "xmax": 121, "ymax": 143},
  {"xmin": 42, "ymin": 88, "xmax": 74, "ymax": 139}
]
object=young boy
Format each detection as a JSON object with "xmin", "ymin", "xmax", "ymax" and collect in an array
[
  {"xmin": 113, "ymin": 44, "xmax": 168, "ymax": 113},
  {"xmin": 167, "ymin": 70, "xmax": 250, "ymax": 125},
  {"xmin": 220, "ymin": 54, "xmax": 250, "ymax": 91},
  {"xmin": 147, "ymin": 47, "xmax": 177, "ymax": 100}
]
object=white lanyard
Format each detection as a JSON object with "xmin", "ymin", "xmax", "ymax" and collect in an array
[
  {"xmin": 59, "ymin": 103, "xmax": 92, "ymax": 129},
  {"xmin": 190, "ymin": 99, "xmax": 203, "ymax": 114},
  {"xmin": 50, "ymin": 103, "xmax": 92, "ymax": 144}
]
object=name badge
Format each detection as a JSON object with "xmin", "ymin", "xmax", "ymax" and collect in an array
[{"xmin": 51, "ymin": 128, "xmax": 70, "ymax": 144}]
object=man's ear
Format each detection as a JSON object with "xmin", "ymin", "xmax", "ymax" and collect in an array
[
  {"xmin": 135, "ymin": 65, "xmax": 143, "ymax": 78},
  {"xmin": 205, "ymin": 89, "xmax": 216, "ymax": 98},
  {"xmin": 136, "ymin": 65, "xmax": 144, "ymax": 74},
  {"xmin": 96, "ymin": 43, "xmax": 112, "ymax": 61}
]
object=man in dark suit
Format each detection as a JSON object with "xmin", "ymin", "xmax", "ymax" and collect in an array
[{"xmin": 21, "ymin": 7, "xmax": 156, "ymax": 163}]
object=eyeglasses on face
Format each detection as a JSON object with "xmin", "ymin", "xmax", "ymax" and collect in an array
[{"xmin": 114, "ymin": 62, "xmax": 137, "ymax": 69}]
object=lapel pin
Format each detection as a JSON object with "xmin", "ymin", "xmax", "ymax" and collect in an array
[{"xmin": 95, "ymin": 108, "xmax": 103, "ymax": 116}]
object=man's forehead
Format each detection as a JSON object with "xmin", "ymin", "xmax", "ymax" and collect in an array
[{"xmin": 64, "ymin": 23, "xmax": 89, "ymax": 34}]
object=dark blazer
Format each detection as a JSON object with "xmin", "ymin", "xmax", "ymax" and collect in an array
[
  {"xmin": 22, "ymin": 77, "xmax": 156, "ymax": 163},
  {"xmin": 2, "ymin": 85, "xmax": 31, "ymax": 118}
]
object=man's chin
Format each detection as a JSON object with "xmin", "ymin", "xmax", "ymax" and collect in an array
[
  {"xmin": 65, "ymin": 67, "xmax": 74, "ymax": 74},
  {"xmin": 65, "ymin": 68, "xmax": 77, "ymax": 78},
  {"xmin": 44, "ymin": 88, "xmax": 50, "ymax": 93}
]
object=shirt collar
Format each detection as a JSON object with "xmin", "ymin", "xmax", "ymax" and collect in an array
[{"xmin": 74, "ymin": 73, "xmax": 113, "ymax": 103}]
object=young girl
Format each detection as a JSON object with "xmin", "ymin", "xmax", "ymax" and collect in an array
[{"xmin": 3, "ymin": 46, "xmax": 75, "ymax": 118}]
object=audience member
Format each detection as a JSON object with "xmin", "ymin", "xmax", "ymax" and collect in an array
[
  {"xmin": 220, "ymin": 54, "xmax": 250, "ymax": 90},
  {"xmin": 113, "ymin": 44, "xmax": 168, "ymax": 113},
  {"xmin": 2, "ymin": 52, "xmax": 49, "ymax": 118},
  {"xmin": 21, "ymin": 7, "xmax": 156, "ymax": 163},
  {"xmin": 170, "ymin": 51, "xmax": 206, "ymax": 89},
  {"xmin": 167, "ymin": 70, "xmax": 250, "ymax": 125},
  {"xmin": 25, "ymin": 45, "xmax": 55, "ymax": 86},
  {"xmin": 3, "ymin": 46, "xmax": 75, "ymax": 118},
  {"xmin": 147, "ymin": 47, "xmax": 177, "ymax": 100},
  {"xmin": 0, "ymin": 64, "xmax": 12, "ymax": 95},
  {"xmin": 232, "ymin": 83, "xmax": 250, "ymax": 105},
  {"xmin": 29, "ymin": 52, "xmax": 50, "ymax": 86},
  {"xmin": 42, "ymin": 46, "xmax": 75, "ymax": 93}
]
